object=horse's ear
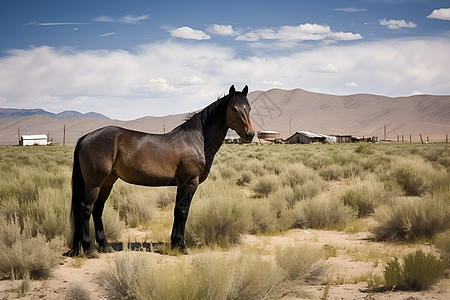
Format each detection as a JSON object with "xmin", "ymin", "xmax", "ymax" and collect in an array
[
  {"xmin": 242, "ymin": 85, "xmax": 248, "ymax": 96},
  {"xmin": 229, "ymin": 85, "xmax": 235, "ymax": 95}
]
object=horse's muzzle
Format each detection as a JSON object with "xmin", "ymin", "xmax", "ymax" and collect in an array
[{"xmin": 242, "ymin": 130, "xmax": 255, "ymax": 143}]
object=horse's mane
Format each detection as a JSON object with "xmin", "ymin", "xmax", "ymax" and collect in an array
[{"xmin": 180, "ymin": 94, "xmax": 231, "ymax": 131}]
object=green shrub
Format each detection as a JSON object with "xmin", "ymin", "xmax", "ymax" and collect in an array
[
  {"xmin": 292, "ymin": 180, "xmax": 324, "ymax": 202},
  {"xmin": 281, "ymin": 163, "xmax": 319, "ymax": 188},
  {"xmin": 0, "ymin": 233, "xmax": 64, "ymax": 280},
  {"xmin": 338, "ymin": 175, "xmax": 388, "ymax": 216},
  {"xmin": 433, "ymin": 230, "xmax": 450, "ymax": 267},
  {"xmin": 102, "ymin": 203, "xmax": 126, "ymax": 242},
  {"xmin": 389, "ymin": 156, "xmax": 447, "ymax": 196},
  {"xmin": 192, "ymin": 254, "xmax": 283, "ymax": 300},
  {"xmin": 318, "ymin": 163, "xmax": 343, "ymax": 181},
  {"xmin": 275, "ymin": 245, "xmax": 324, "ymax": 281},
  {"xmin": 186, "ymin": 182, "xmax": 251, "ymax": 247},
  {"xmin": 384, "ymin": 258, "xmax": 402, "ymax": 290},
  {"xmin": 384, "ymin": 250, "xmax": 446, "ymax": 291},
  {"xmin": 291, "ymin": 196, "xmax": 356, "ymax": 229},
  {"xmin": 100, "ymin": 252, "xmax": 284, "ymax": 300},
  {"xmin": 248, "ymin": 198, "xmax": 278, "ymax": 234},
  {"xmin": 101, "ymin": 251, "xmax": 150, "ymax": 299},
  {"xmin": 267, "ymin": 193, "xmax": 294, "ymax": 231},
  {"xmin": 66, "ymin": 283, "xmax": 92, "ymax": 300},
  {"xmin": 109, "ymin": 183, "xmax": 154, "ymax": 227},
  {"xmin": 155, "ymin": 189, "xmax": 175, "ymax": 208},
  {"xmin": 402, "ymin": 250, "xmax": 445, "ymax": 290},
  {"xmin": 373, "ymin": 195, "xmax": 450, "ymax": 241},
  {"xmin": 269, "ymin": 186, "xmax": 296, "ymax": 208},
  {"xmin": 252, "ymin": 174, "xmax": 279, "ymax": 197},
  {"xmin": 236, "ymin": 170, "xmax": 253, "ymax": 186},
  {"xmin": 355, "ymin": 143, "xmax": 374, "ymax": 155}
]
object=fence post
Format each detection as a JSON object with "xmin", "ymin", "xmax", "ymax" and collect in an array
[{"xmin": 63, "ymin": 125, "xmax": 66, "ymax": 146}]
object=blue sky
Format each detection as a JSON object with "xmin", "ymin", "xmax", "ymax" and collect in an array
[{"xmin": 0, "ymin": 0, "xmax": 449, "ymax": 119}]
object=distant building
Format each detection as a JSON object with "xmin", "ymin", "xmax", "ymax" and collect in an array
[
  {"xmin": 224, "ymin": 129, "xmax": 241, "ymax": 144},
  {"xmin": 286, "ymin": 131, "xmax": 336, "ymax": 144},
  {"xmin": 20, "ymin": 134, "xmax": 48, "ymax": 146},
  {"xmin": 257, "ymin": 130, "xmax": 281, "ymax": 143},
  {"xmin": 333, "ymin": 135, "xmax": 353, "ymax": 143}
]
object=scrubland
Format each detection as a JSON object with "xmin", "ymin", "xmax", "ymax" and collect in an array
[{"xmin": 0, "ymin": 142, "xmax": 449, "ymax": 299}]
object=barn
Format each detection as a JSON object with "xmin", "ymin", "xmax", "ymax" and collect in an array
[
  {"xmin": 20, "ymin": 134, "xmax": 48, "ymax": 146},
  {"xmin": 286, "ymin": 131, "xmax": 337, "ymax": 144},
  {"xmin": 333, "ymin": 135, "xmax": 353, "ymax": 143},
  {"xmin": 224, "ymin": 130, "xmax": 241, "ymax": 144}
]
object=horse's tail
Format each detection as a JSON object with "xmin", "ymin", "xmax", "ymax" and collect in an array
[{"xmin": 69, "ymin": 135, "xmax": 87, "ymax": 254}]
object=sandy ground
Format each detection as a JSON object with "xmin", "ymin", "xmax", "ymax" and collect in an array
[{"xmin": 1, "ymin": 229, "xmax": 449, "ymax": 299}]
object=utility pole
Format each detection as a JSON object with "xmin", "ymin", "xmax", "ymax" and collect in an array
[
  {"xmin": 384, "ymin": 125, "xmax": 387, "ymax": 141},
  {"xmin": 18, "ymin": 128, "xmax": 20, "ymax": 145},
  {"xmin": 63, "ymin": 125, "xmax": 66, "ymax": 146}
]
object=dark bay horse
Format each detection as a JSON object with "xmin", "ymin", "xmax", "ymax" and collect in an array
[{"xmin": 67, "ymin": 85, "xmax": 254, "ymax": 257}]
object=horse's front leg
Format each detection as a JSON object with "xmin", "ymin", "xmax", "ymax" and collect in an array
[{"xmin": 171, "ymin": 178, "xmax": 198, "ymax": 254}]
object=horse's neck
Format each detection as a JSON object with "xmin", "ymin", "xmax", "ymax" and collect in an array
[
  {"xmin": 201, "ymin": 98, "xmax": 229, "ymax": 174},
  {"xmin": 203, "ymin": 111, "xmax": 228, "ymax": 163}
]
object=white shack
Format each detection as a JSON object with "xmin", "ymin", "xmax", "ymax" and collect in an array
[{"xmin": 20, "ymin": 134, "xmax": 48, "ymax": 146}]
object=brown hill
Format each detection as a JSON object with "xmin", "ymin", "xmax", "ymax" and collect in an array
[
  {"xmin": 249, "ymin": 89, "xmax": 450, "ymax": 142},
  {"xmin": 1, "ymin": 89, "xmax": 449, "ymax": 145}
]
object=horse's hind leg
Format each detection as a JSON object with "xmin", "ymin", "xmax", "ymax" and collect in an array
[
  {"xmin": 80, "ymin": 186, "xmax": 101, "ymax": 258},
  {"xmin": 92, "ymin": 175, "xmax": 118, "ymax": 253}
]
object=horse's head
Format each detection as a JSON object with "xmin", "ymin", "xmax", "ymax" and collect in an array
[{"xmin": 226, "ymin": 85, "xmax": 255, "ymax": 143}]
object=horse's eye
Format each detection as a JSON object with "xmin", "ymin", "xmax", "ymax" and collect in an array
[{"xmin": 231, "ymin": 107, "xmax": 238, "ymax": 112}]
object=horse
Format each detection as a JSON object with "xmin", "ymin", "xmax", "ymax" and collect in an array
[{"xmin": 66, "ymin": 85, "xmax": 254, "ymax": 257}]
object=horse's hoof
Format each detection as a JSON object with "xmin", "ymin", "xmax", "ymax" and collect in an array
[
  {"xmin": 182, "ymin": 247, "xmax": 193, "ymax": 255},
  {"xmin": 63, "ymin": 249, "xmax": 77, "ymax": 257},
  {"xmin": 102, "ymin": 245, "xmax": 116, "ymax": 253},
  {"xmin": 86, "ymin": 249, "xmax": 99, "ymax": 259}
]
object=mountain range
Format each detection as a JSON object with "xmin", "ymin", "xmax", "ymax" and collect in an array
[
  {"xmin": 0, "ymin": 108, "xmax": 110, "ymax": 120},
  {"xmin": 0, "ymin": 88, "xmax": 449, "ymax": 145}
]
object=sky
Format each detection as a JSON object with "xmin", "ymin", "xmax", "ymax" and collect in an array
[{"xmin": 0, "ymin": 0, "xmax": 449, "ymax": 120}]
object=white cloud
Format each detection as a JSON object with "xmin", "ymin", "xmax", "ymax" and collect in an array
[
  {"xmin": 235, "ymin": 23, "xmax": 362, "ymax": 42},
  {"xmin": 97, "ymin": 32, "xmax": 116, "ymax": 38},
  {"xmin": 334, "ymin": 8, "xmax": 367, "ymax": 13},
  {"xmin": 0, "ymin": 39, "xmax": 449, "ymax": 119},
  {"xmin": 379, "ymin": 19, "xmax": 417, "ymax": 29},
  {"xmin": 119, "ymin": 15, "xmax": 149, "ymax": 24},
  {"xmin": 206, "ymin": 24, "xmax": 236, "ymax": 36},
  {"xmin": 346, "ymin": 81, "xmax": 359, "ymax": 87},
  {"xmin": 312, "ymin": 64, "xmax": 338, "ymax": 73},
  {"xmin": 262, "ymin": 80, "xmax": 283, "ymax": 87},
  {"xmin": 93, "ymin": 15, "xmax": 114, "ymax": 23},
  {"xmin": 34, "ymin": 22, "xmax": 85, "ymax": 26},
  {"xmin": 427, "ymin": 8, "xmax": 450, "ymax": 20},
  {"xmin": 169, "ymin": 27, "xmax": 211, "ymax": 40},
  {"xmin": 329, "ymin": 31, "xmax": 363, "ymax": 40},
  {"xmin": 93, "ymin": 14, "xmax": 149, "ymax": 24}
]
